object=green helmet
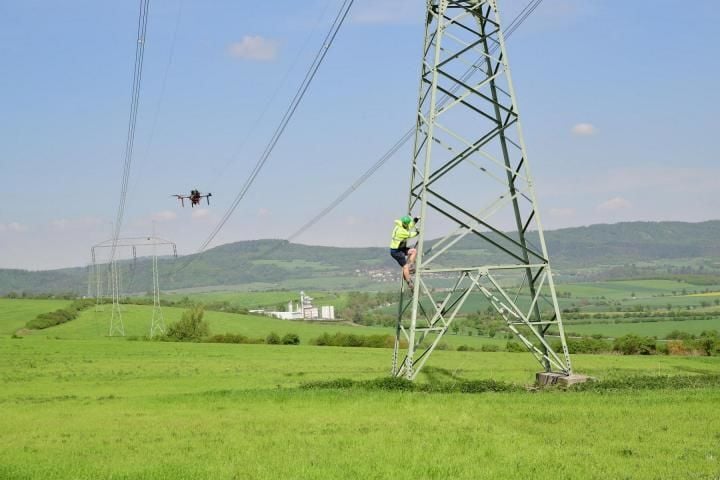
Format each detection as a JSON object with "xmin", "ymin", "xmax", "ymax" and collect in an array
[{"xmin": 401, "ymin": 215, "xmax": 412, "ymax": 225}]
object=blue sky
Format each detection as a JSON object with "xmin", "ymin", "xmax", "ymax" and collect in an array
[{"xmin": 1, "ymin": 0, "xmax": 719, "ymax": 269}]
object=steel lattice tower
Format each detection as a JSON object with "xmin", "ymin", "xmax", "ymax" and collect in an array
[
  {"xmin": 109, "ymin": 259, "xmax": 125, "ymax": 336},
  {"xmin": 92, "ymin": 237, "xmax": 177, "ymax": 338},
  {"xmin": 392, "ymin": 0, "xmax": 572, "ymax": 380},
  {"xmin": 149, "ymin": 243, "xmax": 166, "ymax": 338}
]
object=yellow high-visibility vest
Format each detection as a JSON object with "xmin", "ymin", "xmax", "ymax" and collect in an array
[{"xmin": 390, "ymin": 219, "xmax": 417, "ymax": 249}]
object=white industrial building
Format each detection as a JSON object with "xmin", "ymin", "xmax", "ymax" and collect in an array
[{"xmin": 265, "ymin": 291, "xmax": 335, "ymax": 321}]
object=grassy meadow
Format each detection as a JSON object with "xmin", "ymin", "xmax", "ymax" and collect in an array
[
  {"xmin": 36, "ymin": 303, "xmax": 506, "ymax": 350},
  {"xmin": 1, "ymin": 334, "xmax": 720, "ymax": 479},
  {"xmin": 0, "ymin": 298, "xmax": 72, "ymax": 334},
  {"xmin": 565, "ymin": 318, "xmax": 720, "ymax": 338},
  {"xmin": 162, "ymin": 290, "xmax": 349, "ymax": 310},
  {"xmin": 1, "ymin": 295, "xmax": 720, "ymax": 479}
]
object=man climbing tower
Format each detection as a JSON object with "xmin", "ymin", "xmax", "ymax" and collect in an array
[{"xmin": 389, "ymin": 215, "xmax": 419, "ymax": 290}]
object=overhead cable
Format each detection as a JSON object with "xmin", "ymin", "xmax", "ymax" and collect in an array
[
  {"xmin": 196, "ymin": 0, "xmax": 356, "ymax": 253},
  {"xmin": 281, "ymin": 0, "xmax": 545, "ymax": 245},
  {"xmin": 128, "ymin": 0, "xmax": 185, "ymax": 200},
  {"xmin": 110, "ymin": 0, "xmax": 151, "ymax": 262},
  {"xmin": 168, "ymin": 0, "xmax": 542, "ymax": 275}
]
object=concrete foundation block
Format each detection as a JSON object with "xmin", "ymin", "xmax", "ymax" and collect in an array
[{"xmin": 536, "ymin": 372, "xmax": 591, "ymax": 387}]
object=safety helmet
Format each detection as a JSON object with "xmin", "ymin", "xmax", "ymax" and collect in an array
[{"xmin": 401, "ymin": 215, "xmax": 412, "ymax": 225}]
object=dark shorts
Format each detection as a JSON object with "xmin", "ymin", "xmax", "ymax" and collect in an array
[{"xmin": 390, "ymin": 248, "xmax": 409, "ymax": 267}]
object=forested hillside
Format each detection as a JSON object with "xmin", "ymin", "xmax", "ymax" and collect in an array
[{"xmin": 2, "ymin": 220, "xmax": 719, "ymax": 295}]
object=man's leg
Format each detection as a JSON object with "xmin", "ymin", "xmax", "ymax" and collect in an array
[
  {"xmin": 391, "ymin": 249, "xmax": 414, "ymax": 289},
  {"xmin": 407, "ymin": 248, "xmax": 417, "ymax": 274},
  {"xmin": 404, "ymin": 249, "xmax": 415, "ymax": 289},
  {"xmin": 402, "ymin": 264, "xmax": 411, "ymax": 283}
]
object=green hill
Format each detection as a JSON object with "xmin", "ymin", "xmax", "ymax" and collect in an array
[{"xmin": 2, "ymin": 220, "xmax": 720, "ymax": 295}]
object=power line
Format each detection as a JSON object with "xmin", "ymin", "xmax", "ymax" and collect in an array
[
  {"xmin": 196, "ymin": 0, "xmax": 356, "ymax": 253},
  {"xmin": 167, "ymin": 0, "xmax": 542, "ymax": 276},
  {"xmin": 165, "ymin": 0, "xmax": 355, "ymax": 277},
  {"xmin": 128, "ymin": 0, "xmax": 185, "ymax": 200},
  {"xmin": 110, "ymin": 0, "xmax": 151, "ymax": 262},
  {"xmin": 205, "ymin": 0, "xmax": 336, "ymax": 189},
  {"xmin": 281, "ymin": 0, "xmax": 545, "ymax": 245}
]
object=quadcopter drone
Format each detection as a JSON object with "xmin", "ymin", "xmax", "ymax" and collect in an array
[{"xmin": 172, "ymin": 189, "xmax": 212, "ymax": 207}]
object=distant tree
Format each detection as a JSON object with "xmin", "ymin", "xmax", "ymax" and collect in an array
[
  {"xmin": 165, "ymin": 305, "xmax": 209, "ymax": 342},
  {"xmin": 505, "ymin": 341, "xmax": 525, "ymax": 353},
  {"xmin": 281, "ymin": 333, "xmax": 300, "ymax": 345},
  {"xmin": 696, "ymin": 331, "xmax": 718, "ymax": 356},
  {"xmin": 613, "ymin": 334, "xmax": 656, "ymax": 355}
]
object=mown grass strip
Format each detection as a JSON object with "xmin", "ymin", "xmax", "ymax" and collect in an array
[
  {"xmin": 301, "ymin": 376, "xmax": 524, "ymax": 393},
  {"xmin": 301, "ymin": 374, "xmax": 720, "ymax": 394},
  {"xmin": 571, "ymin": 373, "xmax": 720, "ymax": 392}
]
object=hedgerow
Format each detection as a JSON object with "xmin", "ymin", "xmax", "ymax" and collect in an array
[
  {"xmin": 300, "ymin": 376, "xmax": 523, "ymax": 393},
  {"xmin": 311, "ymin": 332, "xmax": 396, "ymax": 348},
  {"xmin": 25, "ymin": 299, "xmax": 94, "ymax": 330}
]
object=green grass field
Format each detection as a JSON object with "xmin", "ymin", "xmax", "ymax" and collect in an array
[
  {"xmin": 2, "ymin": 298, "xmax": 720, "ymax": 478},
  {"xmin": 556, "ymin": 279, "xmax": 720, "ymax": 300},
  {"xmin": 565, "ymin": 318, "xmax": 720, "ymax": 338},
  {"xmin": 31, "ymin": 303, "xmax": 506, "ymax": 350},
  {"xmin": 0, "ymin": 298, "xmax": 72, "ymax": 334},
  {"xmin": 162, "ymin": 289, "xmax": 349, "ymax": 310},
  {"xmin": 1, "ymin": 336, "xmax": 719, "ymax": 479}
]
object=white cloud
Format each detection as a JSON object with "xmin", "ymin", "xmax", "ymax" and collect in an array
[
  {"xmin": 227, "ymin": 36, "xmax": 279, "ymax": 61},
  {"xmin": 51, "ymin": 219, "xmax": 68, "ymax": 230},
  {"xmin": 257, "ymin": 208, "xmax": 271, "ymax": 217},
  {"xmin": 571, "ymin": 123, "xmax": 597, "ymax": 136},
  {"xmin": 152, "ymin": 210, "xmax": 177, "ymax": 222},
  {"xmin": 50, "ymin": 216, "xmax": 103, "ymax": 231},
  {"xmin": 0, "ymin": 222, "xmax": 29, "ymax": 233},
  {"xmin": 597, "ymin": 197, "xmax": 631, "ymax": 213},
  {"xmin": 191, "ymin": 208, "xmax": 211, "ymax": 219}
]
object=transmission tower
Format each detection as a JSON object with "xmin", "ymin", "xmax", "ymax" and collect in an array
[
  {"xmin": 109, "ymin": 259, "xmax": 125, "ymax": 336},
  {"xmin": 392, "ymin": 0, "xmax": 572, "ymax": 380},
  {"xmin": 91, "ymin": 237, "xmax": 177, "ymax": 338},
  {"xmin": 149, "ymin": 240, "xmax": 166, "ymax": 337}
]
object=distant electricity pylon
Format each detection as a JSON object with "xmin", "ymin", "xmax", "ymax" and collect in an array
[
  {"xmin": 91, "ymin": 237, "xmax": 177, "ymax": 338},
  {"xmin": 392, "ymin": 0, "xmax": 572, "ymax": 380}
]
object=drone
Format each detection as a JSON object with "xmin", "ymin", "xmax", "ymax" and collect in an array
[{"xmin": 172, "ymin": 189, "xmax": 212, "ymax": 207}]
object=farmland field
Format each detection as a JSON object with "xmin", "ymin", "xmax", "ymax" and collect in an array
[
  {"xmin": 162, "ymin": 290, "xmax": 349, "ymax": 310},
  {"xmin": 556, "ymin": 279, "xmax": 720, "ymax": 300},
  {"xmin": 31, "ymin": 304, "xmax": 507, "ymax": 349},
  {"xmin": 0, "ymin": 298, "xmax": 72, "ymax": 334},
  {"xmin": 565, "ymin": 318, "xmax": 720, "ymax": 338},
  {"xmin": 1, "ymin": 336, "xmax": 719, "ymax": 479}
]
